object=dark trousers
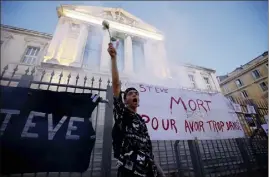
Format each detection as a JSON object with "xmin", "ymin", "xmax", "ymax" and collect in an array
[
  {"xmin": 117, "ymin": 167, "xmax": 140, "ymax": 177},
  {"xmin": 117, "ymin": 167, "xmax": 154, "ymax": 177}
]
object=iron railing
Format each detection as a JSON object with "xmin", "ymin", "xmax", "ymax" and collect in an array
[{"xmin": 0, "ymin": 64, "xmax": 267, "ymax": 177}]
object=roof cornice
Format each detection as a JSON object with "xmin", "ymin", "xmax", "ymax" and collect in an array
[
  {"xmin": 169, "ymin": 62, "xmax": 216, "ymax": 73},
  {"xmin": 219, "ymin": 57, "xmax": 268, "ymax": 86},
  {"xmin": 1, "ymin": 24, "xmax": 52, "ymax": 39}
]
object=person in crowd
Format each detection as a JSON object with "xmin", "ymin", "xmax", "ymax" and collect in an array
[{"xmin": 107, "ymin": 43, "xmax": 165, "ymax": 177}]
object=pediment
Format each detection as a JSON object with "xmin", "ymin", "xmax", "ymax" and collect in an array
[{"xmin": 59, "ymin": 5, "xmax": 161, "ymax": 34}]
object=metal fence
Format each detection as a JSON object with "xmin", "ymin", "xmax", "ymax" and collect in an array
[{"xmin": 0, "ymin": 64, "xmax": 268, "ymax": 177}]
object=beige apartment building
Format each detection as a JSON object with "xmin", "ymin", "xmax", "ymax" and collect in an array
[{"xmin": 218, "ymin": 51, "xmax": 268, "ymax": 103}]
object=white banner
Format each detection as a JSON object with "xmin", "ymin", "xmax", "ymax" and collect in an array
[{"xmin": 124, "ymin": 82, "xmax": 245, "ymax": 140}]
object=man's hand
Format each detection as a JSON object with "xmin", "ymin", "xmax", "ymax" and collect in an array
[
  {"xmin": 108, "ymin": 42, "xmax": 120, "ymax": 96},
  {"xmin": 107, "ymin": 43, "xmax": 117, "ymax": 59}
]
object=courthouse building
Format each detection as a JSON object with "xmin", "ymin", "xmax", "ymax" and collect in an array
[
  {"xmin": 1, "ymin": 5, "xmax": 221, "ymax": 176},
  {"xmin": 1, "ymin": 5, "xmax": 220, "ymax": 92}
]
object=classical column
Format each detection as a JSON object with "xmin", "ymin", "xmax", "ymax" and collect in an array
[
  {"xmin": 143, "ymin": 40, "xmax": 152, "ymax": 71},
  {"xmin": 123, "ymin": 35, "xmax": 133, "ymax": 74},
  {"xmin": 45, "ymin": 16, "xmax": 69, "ymax": 64},
  {"xmin": 147, "ymin": 41, "xmax": 162, "ymax": 78},
  {"xmin": 194, "ymin": 71, "xmax": 206, "ymax": 90},
  {"xmin": 70, "ymin": 23, "xmax": 88, "ymax": 67},
  {"xmin": 100, "ymin": 31, "xmax": 111, "ymax": 72},
  {"xmin": 158, "ymin": 42, "xmax": 167, "ymax": 62},
  {"xmin": 156, "ymin": 41, "xmax": 169, "ymax": 78},
  {"xmin": 44, "ymin": 16, "xmax": 64, "ymax": 62},
  {"xmin": 54, "ymin": 19, "xmax": 69, "ymax": 60},
  {"xmin": 210, "ymin": 72, "xmax": 221, "ymax": 92}
]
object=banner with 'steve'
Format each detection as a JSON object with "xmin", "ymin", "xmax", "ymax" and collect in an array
[
  {"xmin": 124, "ymin": 82, "xmax": 245, "ymax": 140},
  {"xmin": 0, "ymin": 86, "xmax": 100, "ymax": 174}
]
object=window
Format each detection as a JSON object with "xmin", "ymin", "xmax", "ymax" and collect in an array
[
  {"xmin": 235, "ymin": 79, "xmax": 244, "ymax": 87},
  {"xmin": 251, "ymin": 70, "xmax": 261, "ymax": 79},
  {"xmin": 241, "ymin": 90, "xmax": 248, "ymax": 98},
  {"xmin": 203, "ymin": 77, "xmax": 212, "ymax": 90},
  {"xmin": 188, "ymin": 74, "xmax": 196, "ymax": 88},
  {"xmin": 259, "ymin": 82, "xmax": 268, "ymax": 92},
  {"xmin": 21, "ymin": 46, "xmax": 40, "ymax": 65}
]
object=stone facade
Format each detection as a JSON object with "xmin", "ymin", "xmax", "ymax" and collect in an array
[
  {"xmin": 1, "ymin": 5, "xmax": 220, "ymax": 92},
  {"xmin": 218, "ymin": 51, "xmax": 268, "ymax": 102},
  {"xmin": 0, "ymin": 5, "xmax": 224, "ymax": 176}
]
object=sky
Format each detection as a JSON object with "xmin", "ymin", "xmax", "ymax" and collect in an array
[{"xmin": 1, "ymin": 1, "xmax": 268, "ymax": 76}]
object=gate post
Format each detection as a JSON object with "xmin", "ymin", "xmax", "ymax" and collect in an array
[
  {"xmin": 174, "ymin": 140, "xmax": 183, "ymax": 177},
  {"xmin": 235, "ymin": 138, "xmax": 252, "ymax": 177},
  {"xmin": 188, "ymin": 139, "xmax": 205, "ymax": 177},
  {"xmin": 101, "ymin": 85, "xmax": 114, "ymax": 177}
]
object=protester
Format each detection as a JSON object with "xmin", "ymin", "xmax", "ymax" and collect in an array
[{"xmin": 107, "ymin": 43, "xmax": 166, "ymax": 177}]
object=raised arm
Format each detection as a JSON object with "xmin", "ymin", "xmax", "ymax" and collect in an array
[{"xmin": 107, "ymin": 43, "xmax": 120, "ymax": 97}]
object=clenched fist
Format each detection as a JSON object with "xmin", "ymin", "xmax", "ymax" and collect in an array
[{"xmin": 107, "ymin": 43, "xmax": 117, "ymax": 59}]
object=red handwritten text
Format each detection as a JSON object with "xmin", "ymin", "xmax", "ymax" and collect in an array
[
  {"xmin": 141, "ymin": 114, "xmax": 178, "ymax": 133},
  {"xmin": 170, "ymin": 97, "xmax": 212, "ymax": 113},
  {"xmin": 206, "ymin": 120, "xmax": 225, "ymax": 132},
  {"xmin": 139, "ymin": 84, "xmax": 168, "ymax": 94},
  {"xmin": 185, "ymin": 120, "xmax": 205, "ymax": 133},
  {"xmin": 185, "ymin": 120, "xmax": 242, "ymax": 133},
  {"xmin": 226, "ymin": 121, "xmax": 242, "ymax": 131}
]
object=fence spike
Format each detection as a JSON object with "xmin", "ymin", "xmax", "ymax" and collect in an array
[
  {"xmin": 3, "ymin": 65, "xmax": 8, "ymax": 70},
  {"xmin": 25, "ymin": 67, "xmax": 30, "ymax": 75},
  {"xmin": 90, "ymin": 76, "xmax": 94, "ymax": 87},
  {"xmin": 68, "ymin": 73, "xmax": 71, "ymax": 79},
  {"xmin": 11, "ymin": 65, "xmax": 19, "ymax": 78},
  {"xmin": 39, "ymin": 70, "xmax": 46, "ymax": 82},
  {"xmin": 75, "ymin": 74, "xmax": 79, "ymax": 86},
  {"xmin": 83, "ymin": 76, "xmax": 87, "ymax": 87},
  {"xmin": 42, "ymin": 70, "xmax": 46, "ymax": 76},
  {"xmin": 51, "ymin": 70, "xmax": 55, "ymax": 77},
  {"xmin": 57, "ymin": 71, "xmax": 63, "ymax": 84},
  {"xmin": 107, "ymin": 79, "xmax": 111, "ymax": 86},
  {"xmin": 1, "ymin": 65, "xmax": 8, "ymax": 76},
  {"xmin": 31, "ymin": 67, "xmax": 36, "ymax": 75},
  {"xmin": 14, "ymin": 65, "xmax": 18, "ymax": 72},
  {"xmin": 59, "ymin": 72, "xmax": 63, "ymax": 78},
  {"xmin": 99, "ymin": 77, "xmax": 102, "ymax": 83}
]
